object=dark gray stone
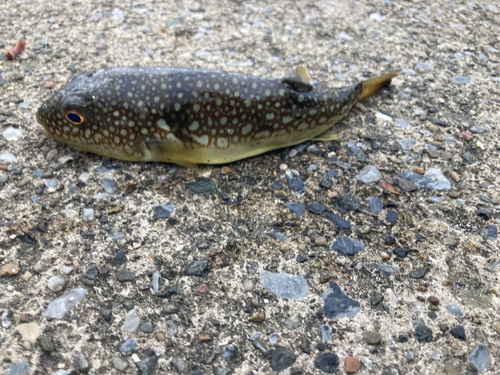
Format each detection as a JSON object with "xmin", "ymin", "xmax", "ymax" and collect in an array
[
  {"xmin": 117, "ymin": 269, "xmax": 135, "ymax": 282},
  {"xmin": 325, "ymin": 213, "xmax": 351, "ymax": 229},
  {"xmin": 268, "ymin": 232, "xmax": 287, "ymax": 242},
  {"xmin": 184, "ymin": 258, "xmax": 209, "ymax": 276},
  {"xmin": 76, "ymin": 353, "xmax": 90, "ymax": 373},
  {"xmin": 185, "ymin": 178, "xmax": 217, "ymax": 193},
  {"xmin": 409, "ymin": 266, "xmax": 428, "ymax": 279},
  {"xmin": 450, "ymin": 326, "xmax": 466, "ymax": 341},
  {"xmin": 414, "ymin": 320, "xmax": 433, "ymax": 343},
  {"xmin": 398, "ymin": 179, "xmax": 418, "ymax": 192},
  {"xmin": 397, "ymin": 168, "xmax": 450, "ymax": 191},
  {"xmin": 369, "ymin": 197, "xmax": 383, "ymax": 215},
  {"xmin": 271, "ymin": 350, "xmax": 296, "ymax": 371},
  {"xmin": 136, "ymin": 354, "xmax": 157, "ymax": 375},
  {"xmin": 140, "ymin": 322, "xmax": 154, "ymax": 333},
  {"xmin": 374, "ymin": 264, "xmax": 399, "ymax": 277},
  {"xmin": 84, "ymin": 263, "xmax": 99, "ymax": 280},
  {"xmin": 309, "ymin": 204, "xmax": 327, "ymax": 215},
  {"xmin": 314, "ymin": 353, "xmax": 340, "ymax": 373},
  {"xmin": 286, "ymin": 202, "xmax": 304, "ymax": 217},
  {"xmin": 468, "ymin": 344, "xmax": 491, "ymax": 373},
  {"xmin": 287, "ymin": 174, "xmax": 305, "ymax": 195},
  {"xmin": 386, "ymin": 210, "xmax": 398, "ymax": 225},
  {"xmin": 323, "ymin": 282, "xmax": 360, "ymax": 319},
  {"xmin": 153, "ymin": 204, "xmax": 175, "ymax": 219},
  {"xmin": 330, "ymin": 237, "xmax": 365, "ymax": 256},
  {"xmin": 370, "ymin": 291, "xmax": 384, "ymax": 306}
]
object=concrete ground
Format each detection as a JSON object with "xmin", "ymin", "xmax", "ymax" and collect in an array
[{"xmin": 0, "ymin": 0, "xmax": 499, "ymax": 374}]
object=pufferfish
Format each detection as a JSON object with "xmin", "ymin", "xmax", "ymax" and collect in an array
[{"xmin": 36, "ymin": 66, "xmax": 397, "ymax": 168}]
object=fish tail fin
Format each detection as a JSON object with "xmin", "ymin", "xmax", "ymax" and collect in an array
[{"xmin": 360, "ymin": 73, "xmax": 399, "ymax": 100}]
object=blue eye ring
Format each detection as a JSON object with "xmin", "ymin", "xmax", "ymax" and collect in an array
[{"xmin": 65, "ymin": 110, "xmax": 85, "ymax": 125}]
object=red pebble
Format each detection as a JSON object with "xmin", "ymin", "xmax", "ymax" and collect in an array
[
  {"xmin": 197, "ymin": 283, "xmax": 209, "ymax": 294},
  {"xmin": 428, "ymin": 296, "xmax": 440, "ymax": 305},
  {"xmin": 4, "ymin": 40, "xmax": 26, "ymax": 60},
  {"xmin": 459, "ymin": 130, "xmax": 472, "ymax": 141}
]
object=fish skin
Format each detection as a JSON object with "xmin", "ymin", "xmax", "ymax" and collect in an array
[{"xmin": 36, "ymin": 67, "xmax": 394, "ymax": 168}]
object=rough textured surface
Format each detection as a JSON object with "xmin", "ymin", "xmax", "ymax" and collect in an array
[{"xmin": 1, "ymin": 0, "xmax": 500, "ymax": 374}]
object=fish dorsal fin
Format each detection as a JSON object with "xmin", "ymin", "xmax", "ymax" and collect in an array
[
  {"xmin": 295, "ymin": 66, "xmax": 311, "ymax": 83},
  {"xmin": 281, "ymin": 67, "xmax": 313, "ymax": 93}
]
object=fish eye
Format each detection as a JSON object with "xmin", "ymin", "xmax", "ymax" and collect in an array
[{"xmin": 65, "ymin": 110, "xmax": 85, "ymax": 125}]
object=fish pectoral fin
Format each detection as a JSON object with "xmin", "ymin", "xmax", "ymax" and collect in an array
[
  {"xmin": 139, "ymin": 136, "xmax": 198, "ymax": 169},
  {"xmin": 312, "ymin": 129, "xmax": 343, "ymax": 142},
  {"xmin": 295, "ymin": 66, "xmax": 311, "ymax": 83}
]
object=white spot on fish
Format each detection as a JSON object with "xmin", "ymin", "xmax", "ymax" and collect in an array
[
  {"xmin": 189, "ymin": 121, "xmax": 200, "ymax": 131},
  {"xmin": 220, "ymin": 117, "xmax": 227, "ymax": 125},
  {"xmin": 178, "ymin": 93, "xmax": 183, "ymax": 99},
  {"xmin": 217, "ymin": 137, "xmax": 228, "ymax": 148},
  {"xmin": 255, "ymin": 131, "xmax": 270, "ymax": 139},
  {"xmin": 157, "ymin": 119, "xmax": 170, "ymax": 131},
  {"xmin": 192, "ymin": 134, "xmax": 209, "ymax": 145},
  {"xmin": 266, "ymin": 113, "xmax": 274, "ymax": 120},
  {"xmin": 242, "ymin": 124, "xmax": 252, "ymax": 135},
  {"xmin": 282, "ymin": 116, "xmax": 293, "ymax": 124}
]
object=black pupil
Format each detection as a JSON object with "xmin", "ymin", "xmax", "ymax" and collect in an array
[{"xmin": 67, "ymin": 113, "xmax": 82, "ymax": 123}]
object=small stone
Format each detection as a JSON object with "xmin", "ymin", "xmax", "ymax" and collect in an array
[
  {"xmin": 47, "ymin": 275, "xmax": 68, "ymax": 292},
  {"xmin": 443, "ymin": 235, "xmax": 459, "ymax": 246},
  {"xmin": 1, "ymin": 263, "xmax": 20, "ymax": 277},
  {"xmin": 439, "ymin": 323, "xmax": 449, "ymax": 332},
  {"xmin": 309, "ymin": 204, "xmax": 327, "ymax": 215},
  {"xmin": 260, "ymin": 270, "xmax": 309, "ymax": 300},
  {"xmin": 122, "ymin": 310, "xmax": 140, "ymax": 332},
  {"xmin": 268, "ymin": 231, "xmax": 287, "ymax": 242},
  {"xmin": 409, "ymin": 266, "xmax": 429, "ymax": 279},
  {"xmin": 5, "ymin": 361, "xmax": 30, "ymax": 375},
  {"xmin": 364, "ymin": 331, "xmax": 381, "ymax": 345},
  {"xmin": 386, "ymin": 210, "xmax": 398, "ymax": 225},
  {"xmin": 83, "ymin": 208, "xmax": 94, "ymax": 221},
  {"xmin": 315, "ymin": 237, "xmax": 328, "ymax": 246},
  {"xmin": 249, "ymin": 312, "xmax": 265, "ymax": 322},
  {"xmin": 345, "ymin": 357, "xmax": 361, "ymax": 374},
  {"xmin": 117, "ymin": 269, "xmax": 134, "ymax": 282},
  {"xmin": 184, "ymin": 258, "xmax": 209, "ymax": 276},
  {"xmin": 286, "ymin": 202, "xmax": 304, "ymax": 217},
  {"xmin": 323, "ymin": 282, "xmax": 360, "ymax": 319},
  {"xmin": 398, "ymin": 179, "xmax": 418, "ymax": 192},
  {"xmin": 446, "ymin": 305, "xmax": 464, "ymax": 316},
  {"xmin": 397, "ymin": 168, "xmax": 451, "ymax": 191},
  {"xmin": 76, "ymin": 353, "xmax": 90, "ymax": 373},
  {"xmin": 84, "ymin": 264, "xmax": 99, "ymax": 280},
  {"xmin": 197, "ymin": 283, "xmax": 208, "ymax": 294},
  {"xmin": 330, "ymin": 237, "xmax": 365, "ymax": 256},
  {"xmin": 374, "ymin": 264, "xmax": 398, "ymax": 277},
  {"xmin": 252, "ymin": 340, "xmax": 268, "ymax": 356},
  {"xmin": 172, "ymin": 357, "xmax": 187, "ymax": 372},
  {"xmin": 476, "ymin": 207, "xmax": 492, "ymax": 219},
  {"xmin": 153, "ymin": 204, "xmax": 175, "ymax": 219},
  {"xmin": 315, "ymin": 353, "xmax": 340, "ymax": 373},
  {"xmin": 356, "ymin": 166, "xmax": 382, "ymax": 184},
  {"xmin": 120, "ymin": 339, "xmax": 138, "ymax": 354},
  {"xmin": 414, "ymin": 320, "xmax": 433, "ymax": 343},
  {"xmin": 140, "ymin": 322, "xmax": 154, "ymax": 333},
  {"xmin": 379, "ymin": 251, "xmax": 390, "ymax": 260},
  {"xmin": 243, "ymin": 279, "xmax": 254, "ymax": 291},
  {"xmin": 185, "ymin": 178, "xmax": 217, "ymax": 193},
  {"xmin": 484, "ymin": 225, "xmax": 498, "ymax": 240},
  {"xmin": 459, "ymin": 131, "xmax": 473, "ymax": 141},
  {"xmin": 428, "ymin": 296, "xmax": 439, "ymax": 305},
  {"xmin": 450, "ymin": 326, "xmax": 466, "ymax": 341},
  {"xmin": 112, "ymin": 356, "xmax": 129, "ymax": 372},
  {"xmin": 370, "ymin": 291, "xmax": 384, "ymax": 306},
  {"xmin": 285, "ymin": 314, "xmax": 302, "ymax": 330},
  {"xmin": 369, "ymin": 197, "xmax": 383, "ymax": 215},
  {"xmin": 468, "ymin": 344, "xmax": 491, "ymax": 373},
  {"xmin": 43, "ymin": 288, "xmax": 87, "ymax": 318},
  {"xmin": 271, "ymin": 350, "xmax": 296, "ymax": 371},
  {"xmin": 393, "ymin": 248, "xmax": 407, "ymax": 258},
  {"xmin": 325, "ymin": 213, "xmax": 351, "ymax": 229}
]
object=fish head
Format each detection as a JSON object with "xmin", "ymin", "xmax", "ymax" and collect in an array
[{"xmin": 36, "ymin": 69, "xmax": 139, "ymax": 160}]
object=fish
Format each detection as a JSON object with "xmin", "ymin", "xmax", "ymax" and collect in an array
[{"xmin": 36, "ymin": 66, "xmax": 397, "ymax": 168}]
